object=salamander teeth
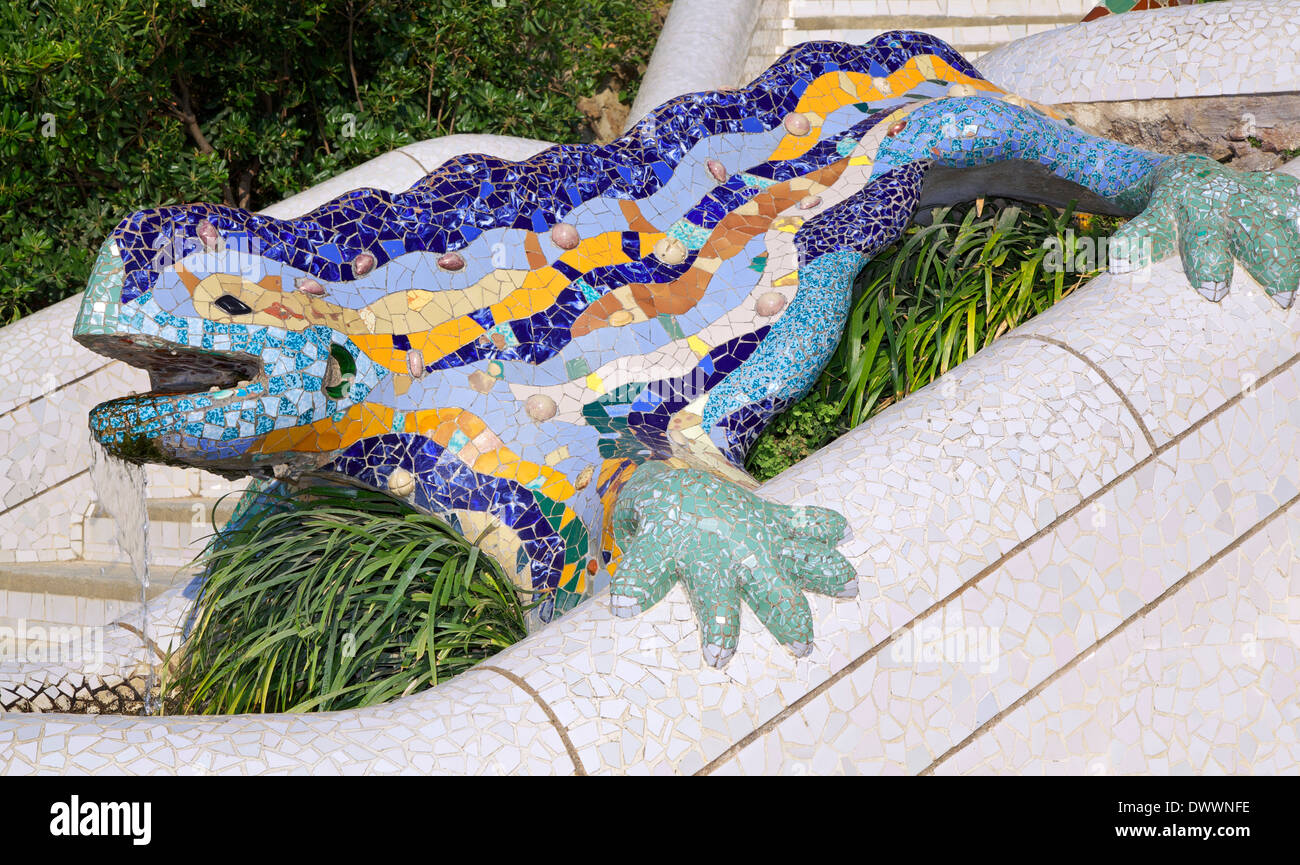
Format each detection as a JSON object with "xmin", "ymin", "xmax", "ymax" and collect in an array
[
  {"xmin": 387, "ymin": 468, "xmax": 415, "ymax": 498},
  {"xmin": 756, "ymin": 292, "xmax": 787, "ymax": 317}
]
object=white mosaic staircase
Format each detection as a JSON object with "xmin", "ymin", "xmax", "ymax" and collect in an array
[
  {"xmin": 0, "ymin": 475, "xmax": 236, "ymax": 633},
  {"xmin": 0, "ymin": 561, "xmax": 197, "ymax": 634},
  {"xmin": 78, "ymin": 493, "xmax": 238, "ymax": 569}
]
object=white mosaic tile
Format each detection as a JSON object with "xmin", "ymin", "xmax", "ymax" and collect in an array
[{"xmin": 977, "ymin": 1, "xmax": 1299, "ymax": 105}]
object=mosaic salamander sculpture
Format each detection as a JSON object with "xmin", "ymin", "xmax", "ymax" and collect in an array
[{"xmin": 75, "ymin": 33, "xmax": 1300, "ymax": 667}]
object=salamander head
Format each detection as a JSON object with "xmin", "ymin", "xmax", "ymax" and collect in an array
[{"xmin": 74, "ymin": 207, "xmax": 389, "ymax": 478}]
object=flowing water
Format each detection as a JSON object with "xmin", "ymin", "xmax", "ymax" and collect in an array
[{"xmin": 88, "ymin": 437, "xmax": 159, "ymax": 714}]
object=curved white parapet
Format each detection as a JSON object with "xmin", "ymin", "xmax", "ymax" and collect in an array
[
  {"xmin": 627, "ymin": 0, "xmax": 763, "ymax": 125},
  {"xmin": 976, "ymin": 0, "xmax": 1300, "ymax": 104},
  {"xmin": 3, "ymin": 171, "xmax": 1299, "ymax": 770},
  {"xmin": 264, "ymin": 135, "xmax": 554, "ymax": 220}
]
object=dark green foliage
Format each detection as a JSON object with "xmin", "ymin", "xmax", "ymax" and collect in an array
[
  {"xmin": 746, "ymin": 202, "xmax": 1125, "ymax": 480},
  {"xmin": 167, "ymin": 483, "xmax": 532, "ymax": 714},
  {"xmin": 2, "ymin": 0, "xmax": 663, "ymax": 321}
]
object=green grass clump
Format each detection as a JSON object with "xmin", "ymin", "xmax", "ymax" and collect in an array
[
  {"xmin": 746, "ymin": 201, "xmax": 1125, "ymax": 480},
  {"xmin": 166, "ymin": 484, "xmax": 531, "ymax": 715}
]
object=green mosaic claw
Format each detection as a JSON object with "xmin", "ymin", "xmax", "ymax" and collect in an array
[
  {"xmin": 1109, "ymin": 154, "xmax": 1300, "ymax": 307},
  {"xmin": 609, "ymin": 462, "xmax": 856, "ymax": 668}
]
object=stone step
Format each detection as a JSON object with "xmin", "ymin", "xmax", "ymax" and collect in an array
[
  {"xmin": 785, "ymin": 20, "xmax": 1071, "ymax": 54},
  {"xmin": 80, "ymin": 495, "xmax": 240, "ymax": 568},
  {"xmin": 790, "ymin": 13, "xmax": 1084, "ymax": 29},
  {"xmin": 0, "ymin": 560, "xmax": 199, "ymax": 630},
  {"xmin": 90, "ymin": 495, "xmax": 239, "ymax": 526},
  {"xmin": 777, "ymin": 1, "xmax": 1094, "ymax": 63},
  {"xmin": 789, "ymin": 0, "xmax": 1096, "ymax": 17}
]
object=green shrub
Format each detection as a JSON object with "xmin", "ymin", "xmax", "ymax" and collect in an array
[
  {"xmin": 166, "ymin": 484, "xmax": 532, "ymax": 714},
  {"xmin": 2, "ymin": 0, "xmax": 663, "ymax": 321},
  {"xmin": 746, "ymin": 202, "xmax": 1125, "ymax": 480}
]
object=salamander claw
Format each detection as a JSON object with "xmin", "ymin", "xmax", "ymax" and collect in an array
[{"xmin": 609, "ymin": 462, "xmax": 856, "ymax": 667}]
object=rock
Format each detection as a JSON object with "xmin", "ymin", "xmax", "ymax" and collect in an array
[
  {"xmin": 387, "ymin": 468, "xmax": 415, "ymax": 497},
  {"xmin": 353, "ymin": 252, "xmax": 376, "ymax": 275},
  {"xmin": 706, "ymin": 159, "xmax": 728, "ymax": 182},
  {"xmin": 438, "ymin": 251, "xmax": 465, "ymax": 271},
  {"xmin": 551, "ymin": 223, "xmax": 580, "ymax": 250},
  {"xmin": 783, "ymin": 112, "xmax": 811, "ymax": 136},
  {"xmin": 653, "ymin": 236, "xmax": 688, "ymax": 265},
  {"xmin": 525, "ymin": 394, "xmax": 557, "ymax": 421},
  {"xmin": 1259, "ymin": 125, "xmax": 1300, "ymax": 154},
  {"xmin": 295, "ymin": 276, "xmax": 326, "ymax": 295},
  {"xmin": 756, "ymin": 292, "xmax": 787, "ymax": 317},
  {"xmin": 406, "ymin": 348, "xmax": 426, "ymax": 379},
  {"xmin": 577, "ymin": 87, "xmax": 631, "ymax": 145},
  {"xmin": 1052, "ymin": 93, "xmax": 1300, "ymax": 171}
]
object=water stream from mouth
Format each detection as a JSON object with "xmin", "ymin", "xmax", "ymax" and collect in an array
[{"xmin": 88, "ymin": 437, "xmax": 159, "ymax": 714}]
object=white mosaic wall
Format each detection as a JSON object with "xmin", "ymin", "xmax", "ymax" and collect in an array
[{"xmin": 977, "ymin": 0, "xmax": 1300, "ymax": 104}]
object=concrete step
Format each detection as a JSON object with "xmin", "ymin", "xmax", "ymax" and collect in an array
[
  {"xmin": 80, "ymin": 495, "xmax": 241, "ymax": 568},
  {"xmin": 0, "ymin": 560, "xmax": 199, "ymax": 630},
  {"xmin": 789, "ymin": 0, "xmax": 1096, "ymax": 17},
  {"xmin": 91, "ymin": 495, "xmax": 239, "ymax": 526},
  {"xmin": 779, "ymin": 1, "xmax": 1094, "ymax": 61},
  {"xmin": 791, "ymin": 13, "xmax": 1084, "ymax": 29},
  {"xmin": 785, "ymin": 18, "xmax": 1073, "ymax": 57}
]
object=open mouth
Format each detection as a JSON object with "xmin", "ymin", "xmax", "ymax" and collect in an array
[
  {"xmin": 78, "ymin": 333, "xmax": 265, "ymax": 462},
  {"xmin": 79, "ymin": 333, "xmax": 264, "ymax": 402}
]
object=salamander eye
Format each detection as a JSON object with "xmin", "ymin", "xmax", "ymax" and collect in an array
[
  {"xmin": 214, "ymin": 294, "xmax": 253, "ymax": 316},
  {"xmin": 323, "ymin": 343, "xmax": 356, "ymax": 400}
]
